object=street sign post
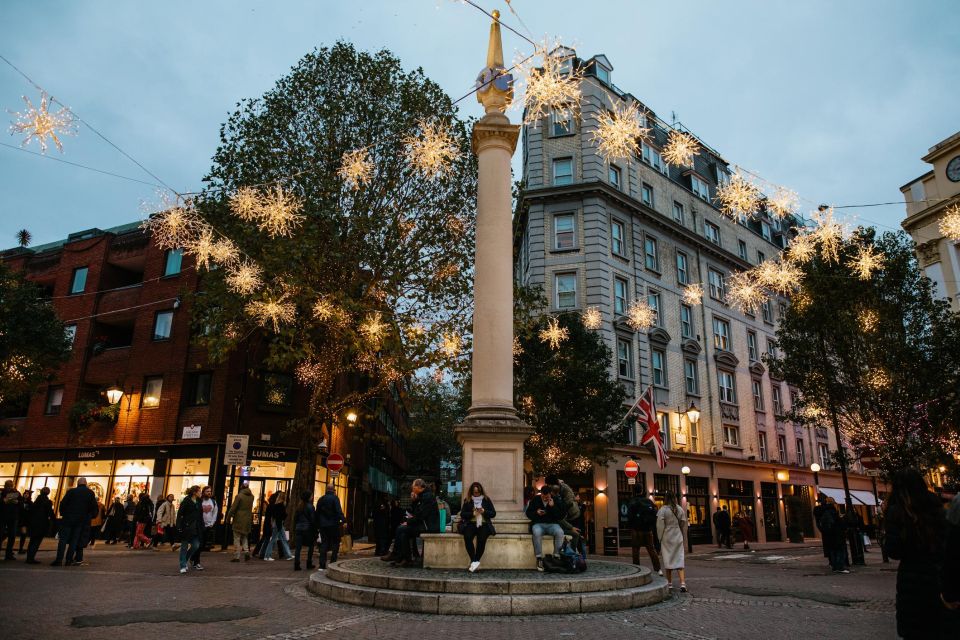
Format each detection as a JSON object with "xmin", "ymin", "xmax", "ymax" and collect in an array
[
  {"xmin": 224, "ymin": 434, "xmax": 249, "ymax": 466},
  {"xmin": 326, "ymin": 453, "xmax": 345, "ymax": 473},
  {"xmin": 624, "ymin": 459, "xmax": 639, "ymax": 478}
]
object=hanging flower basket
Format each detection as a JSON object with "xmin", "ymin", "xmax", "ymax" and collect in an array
[{"xmin": 69, "ymin": 400, "xmax": 120, "ymax": 430}]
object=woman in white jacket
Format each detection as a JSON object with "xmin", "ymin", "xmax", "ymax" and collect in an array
[
  {"xmin": 656, "ymin": 491, "xmax": 688, "ymax": 594},
  {"xmin": 154, "ymin": 494, "xmax": 178, "ymax": 549}
]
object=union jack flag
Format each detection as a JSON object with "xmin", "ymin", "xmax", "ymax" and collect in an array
[{"xmin": 623, "ymin": 386, "xmax": 668, "ymax": 469}]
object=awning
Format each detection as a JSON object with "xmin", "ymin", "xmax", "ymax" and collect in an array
[{"xmin": 819, "ymin": 487, "xmax": 878, "ymax": 507}]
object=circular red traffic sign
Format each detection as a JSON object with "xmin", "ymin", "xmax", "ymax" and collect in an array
[
  {"xmin": 624, "ymin": 460, "xmax": 639, "ymax": 478},
  {"xmin": 326, "ymin": 453, "xmax": 344, "ymax": 472}
]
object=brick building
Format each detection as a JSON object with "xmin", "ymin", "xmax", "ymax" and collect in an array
[
  {"xmin": 0, "ymin": 222, "xmax": 408, "ymax": 537},
  {"xmin": 514, "ymin": 48, "xmax": 881, "ymax": 549}
]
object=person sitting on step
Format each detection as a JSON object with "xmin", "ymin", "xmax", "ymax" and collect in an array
[
  {"xmin": 380, "ymin": 479, "xmax": 439, "ymax": 567},
  {"xmin": 459, "ymin": 481, "xmax": 496, "ymax": 573},
  {"xmin": 525, "ymin": 484, "xmax": 565, "ymax": 572}
]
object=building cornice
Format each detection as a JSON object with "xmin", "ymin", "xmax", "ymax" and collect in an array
[{"xmin": 902, "ymin": 192, "xmax": 960, "ymax": 232}]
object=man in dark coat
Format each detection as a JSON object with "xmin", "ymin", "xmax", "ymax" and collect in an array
[
  {"xmin": 712, "ymin": 506, "xmax": 732, "ymax": 549},
  {"xmin": 52, "ymin": 478, "xmax": 98, "ymax": 566},
  {"xmin": 315, "ymin": 484, "xmax": 346, "ymax": 569},
  {"xmin": 818, "ymin": 498, "xmax": 848, "ymax": 573},
  {"xmin": 26, "ymin": 487, "xmax": 54, "ymax": 564},
  {"xmin": 1, "ymin": 480, "xmax": 22, "ymax": 560},
  {"xmin": 627, "ymin": 494, "xmax": 661, "ymax": 572},
  {"xmin": 382, "ymin": 479, "xmax": 438, "ymax": 567}
]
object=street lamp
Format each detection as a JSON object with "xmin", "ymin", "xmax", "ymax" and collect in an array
[
  {"xmin": 685, "ymin": 402, "xmax": 700, "ymax": 427},
  {"xmin": 345, "ymin": 410, "xmax": 358, "ymax": 424},
  {"xmin": 681, "ymin": 464, "xmax": 693, "ymax": 552},
  {"xmin": 810, "ymin": 463, "xmax": 821, "ymax": 500},
  {"xmin": 106, "ymin": 385, "xmax": 124, "ymax": 405}
]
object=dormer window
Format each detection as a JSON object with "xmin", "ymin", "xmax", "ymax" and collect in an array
[
  {"xmin": 589, "ymin": 55, "xmax": 613, "ymax": 85},
  {"xmin": 595, "ymin": 66, "xmax": 610, "ymax": 84}
]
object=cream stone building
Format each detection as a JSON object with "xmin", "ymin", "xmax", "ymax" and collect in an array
[
  {"xmin": 900, "ymin": 130, "xmax": 960, "ymax": 312},
  {"xmin": 513, "ymin": 48, "xmax": 878, "ymax": 550}
]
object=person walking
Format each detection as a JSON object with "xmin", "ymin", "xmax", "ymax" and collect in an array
[
  {"xmin": 656, "ymin": 491, "xmax": 688, "ymax": 594},
  {"xmin": 155, "ymin": 494, "xmax": 178, "ymax": 549},
  {"xmin": 883, "ymin": 469, "xmax": 947, "ymax": 639},
  {"xmin": 524, "ymin": 485, "xmax": 565, "ymax": 572},
  {"xmin": 227, "ymin": 483, "xmax": 255, "ymax": 562},
  {"xmin": 712, "ymin": 505, "xmax": 731, "ymax": 549},
  {"xmin": 459, "ymin": 481, "xmax": 496, "ymax": 573},
  {"xmin": 818, "ymin": 498, "xmax": 848, "ymax": 573},
  {"xmin": 293, "ymin": 491, "xmax": 316, "ymax": 571},
  {"xmin": 315, "ymin": 484, "xmax": 345, "ymax": 569},
  {"xmin": 177, "ymin": 486, "xmax": 204, "ymax": 574},
  {"xmin": 103, "ymin": 497, "xmax": 125, "ymax": 544},
  {"xmin": 191, "ymin": 486, "xmax": 218, "ymax": 567},
  {"xmin": 25, "ymin": 486, "xmax": 54, "ymax": 564},
  {"xmin": 123, "ymin": 494, "xmax": 137, "ymax": 547},
  {"xmin": 52, "ymin": 478, "xmax": 98, "ymax": 567},
  {"xmin": 813, "ymin": 493, "xmax": 830, "ymax": 567},
  {"xmin": 736, "ymin": 511, "xmax": 754, "ymax": 550},
  {"xmin": 255, "ymin": 492, "xmax": 277, "ymax": 559},
  {"xmin": 1, "ymin": 480, "xmax": 22, "ymax": 560},
  {"xmin": 627, "ymin": 493, "xmax": 661, "ymax": 574},
  {"xmin": 132, "ymin": 492, "xmax": 154, "ymax": 549},
  {"xmin": 16, "ymin": 489, "xmax": 33, "ymax": 555},
  {"xmin": 262, "ymin": 491, "xmax": 294, "ymax": 561}
]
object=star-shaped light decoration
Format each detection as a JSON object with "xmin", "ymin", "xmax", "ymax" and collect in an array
[
  {"xmin": 140, "ymin": 194, "xmax": 202, "ymax": 250},
  {"xmin": 245, "ymin": 297, "xmax": 296, "ymax": 332},
  {"xmin": 187, "ymin": 227, "xmax": 217, "ymax": 271},
  {"xmin": 849, "ymin": 245, "xmax": 883, "ymax": 280},
  {"xmin": 592, "ymin": 101, "xmax": 649, "ymax": 161},
  {"xmin": 767, "ymin": 186, "xmax": 799, "ymax": 220},
  {"xmin": 225, "ymin": 260, "xmax": 263, "ymax": 296},
  {"xmin": 517, "ymin": 45, "xmax": 583, "ymax": 126},
  {"xmin": 786, "ymin": 232, "xmax": 817, "ymax": 264},
  {"xmin": 538, "ymin": 316, "xmax": 569, "ymax": 349},
  {"xmin": 229, "ymin": 186, "xmax": 263, "ymax": 221},
  {"xmin": 440, "ymin": 332, "xmax": 461, "ymax": 358},
  {"xmin": 714, "ymin": 171, "xmax": 761, "ymax": 220},
  {"xmin": 337, "ymin": 147, "xmax": 374, "ymax": 190},
  {"xmin": 809, "ymin": 207, "xmax": 846, "ymax": 263},
  {"xmin": 210, "ymin": 237, "xmax": 239, "ymax": 267},
  {"xmin": 8, "ymin": 92, "xmax": 76, "ymax": 153},
  {"xmin": 625, "ymin": 299, "xmax": 656, "ymax": 331},
  {"xmin": 312, "ymin": 297, "xmax": 337, "ymax": 322},
  {"xmin": 405, "ymin": 119, "xmax": 458, "ymax": 179},
  {"xmin": 681, "ymin": 283, "xmax": 703, "ymax": 306},
  {"xmin": 859, "ymin": 308, "xmax": 879, "ymax": 333},
  {"xmin": 938, "ymin": 204, "xmax": 960, "ymax": 242},
  {"xmin": 581, "ymin": 306, "xmax": 602, "ymax": 330},
  {"xmin": 754, "ymin": 260, "xmax": 803, "ymax": 295},
  {"xmin": 360, "ymin": 311, "xmax": 387, "ymax": 345},
  {"xmin": 726, "ymin": 271, "xmax": 766, "ymax": 314},
  {"xmin": 791, "ymin": 291, "xmax": 812, "ymax": 312},
  {"xmin": 256, "ymin": 185, "xmax": 304, "ymax": 237},
  {"xmin": 661, "ymin": 130, "xmax": 699, "ymax": 167}
]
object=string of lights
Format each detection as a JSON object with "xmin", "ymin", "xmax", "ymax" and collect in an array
[{"xmin": 59, "ymin": 296, "xmax": 180, "ymax": 324}]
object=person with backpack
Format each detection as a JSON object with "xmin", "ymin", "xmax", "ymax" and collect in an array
[
  {"xmin": 627, "ymin": 493, "xmax": 661, "ymax": 574},
  {"xmin": 656, "ymin": 491, "xmax": 688, "ymax": 594},
  {"xmin": 818, "ymin": 497, "xmax": 848, "ymax": 574}
]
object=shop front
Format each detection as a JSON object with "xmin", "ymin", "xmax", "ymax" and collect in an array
[
  {"xmin": 783, "ymin": 483, "xmax": 815, "ymax": 538},
  {"xmin": 718, "ymin": 478, "xmax": 757, "ymax": 544},
  {"xmin": 226, "ymin": 446, "xmax": 299, "ymax": 531},
  {"xmin": 683, "ymin": 475, "xmax": 712, "ymax": 545}
]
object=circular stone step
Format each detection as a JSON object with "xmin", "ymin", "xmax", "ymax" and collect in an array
[{"xmin": 308, "ymin": 559, "xmax": 670, "ymax": 615}]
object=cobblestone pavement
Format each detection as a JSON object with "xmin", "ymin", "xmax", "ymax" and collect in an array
[{"xmin": 0, "ymin": 541, "xmax": 897, "ymax": 639}]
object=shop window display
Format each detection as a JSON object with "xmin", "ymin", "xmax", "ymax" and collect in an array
[
  {"xmin": 165, "ymin": 458, "xmax": 211, "ymax": 498},
  {"xmin": 111, "ymin": 459, "xmax": 155, "ymax": 503},
  {"xmin": 63, "ymin": 460, "xmax": 113, "ymax": 507},
  {"xmin": 0, "ymin": 461, "xmax": 16, "ymax": 486},
  {"xmin": 16, "ymin": 460, "xmax": 63, "ymax": 502}
]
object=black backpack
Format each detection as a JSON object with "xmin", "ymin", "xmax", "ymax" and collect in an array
[
  {"xmin": 818, "ymin": 508, "xmax": 837, "ymax": 535},
  {"xmin": 628, "ymin": 497, "xmax": 658, "ymax": 530}
]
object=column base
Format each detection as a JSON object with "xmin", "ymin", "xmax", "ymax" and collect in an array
[{"xmin": 456, "ymin": 411, "xmax": 533, "ymax": 517}]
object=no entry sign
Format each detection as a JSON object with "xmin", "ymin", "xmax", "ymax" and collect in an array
[
  {"xmin": 326, "ymin": 453, "xmax": 345, "ymax": 473},
  {"xmin": 624, "ymin": 459, "xmax": 639, "ymax": 478}
]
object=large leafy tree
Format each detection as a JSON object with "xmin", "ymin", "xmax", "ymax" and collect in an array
[
  {"xmin": 173, "ymin": 43, "xmax": 477, "ymax": 499},
  {"xmin": 513, "ymin": 287, "xmax": 628, "ymax": 474},
  {"xmin": 404, "ymin": 376, "xmax": 467, "ymax": 482},
  {"xmin": 0, "ymin": 263, "xmax": 71, "ymax": 424},
  {"xmin": 768, "ymin": 228, "xmax": 960, "ymax": 478}
]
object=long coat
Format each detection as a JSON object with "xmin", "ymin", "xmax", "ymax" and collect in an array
[
  {"xmin": 227, "ymin": 487, "xmax": 255, "ymax": 535},
  {"xmin": 656, "ymin": 505, "xmax": 687, "ymax": 570},
  {"xmin": 28, "ymin": 494, "xmax": 54, "ymax": 536}
]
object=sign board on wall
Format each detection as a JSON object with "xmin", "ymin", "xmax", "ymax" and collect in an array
[
  {"xmin": 182, "ymin": 425, "xmax": 202, "ymax": 439},
  {"xmin": 224, "ymin": 434, "xmax": 249, "ymax": 466}
]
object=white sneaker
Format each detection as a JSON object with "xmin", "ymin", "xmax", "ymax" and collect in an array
[
  {"xmin": 469, "ymin": 561, "xmax": 480, "ymax": 573},
  {"xmin": 264, "ymin": 557, "xmax": 275, "ymax": 562},
  {"xmin": 658, "ymin": 570, "xmax": 663, "ymax": 576},
  {"xmin": 179, "ymin": 567, "xmax": 187, "ymax": 574},
  {"xmin": 192, "ymin": 563, "xmax": 204, "ymax": 571}
]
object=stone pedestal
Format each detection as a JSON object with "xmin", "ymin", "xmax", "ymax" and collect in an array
[{"xmin": 422, "ymin": 533, "xmax": 553, "ymax": 570}]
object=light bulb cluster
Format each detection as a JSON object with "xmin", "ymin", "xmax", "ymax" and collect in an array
[
  {"xmin": 592, "ymin": 101, "xmax": 649, "ymax": 161},
  {"xmin": 8, "ymin": 91, "xmax": 76, "ymax": 153},
  {"xmin": 661, "ymin": 130, "xmax": 699, "ymax": 167},
  {"xmin": 938, "ymin": 204, "xmax": 960, "ymax": 242},
  {"xmin": 538, "ymin": 316, "xmax": 569, "ymax": 349},
  {"xmin": 515, "ymin": 44, "xmax": 584, "ymax": 126},
  {"xmin": 404, "ymin": 119, "xmax": 458, "ymax": 178}
]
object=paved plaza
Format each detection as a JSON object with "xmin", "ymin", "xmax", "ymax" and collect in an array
[{"xmin": 0, "ymin": 540, "xmax": 897, "ymax": 639}]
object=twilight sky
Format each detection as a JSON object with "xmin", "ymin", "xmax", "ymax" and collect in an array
[{"xmin": 1, "ymin": 0, "xmax": 958, "ymax": 248}]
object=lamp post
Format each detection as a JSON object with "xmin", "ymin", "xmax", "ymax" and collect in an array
[
  {"xmin": 810, "ymin": 462, "xmax": 821, "ymax": 494},
  {"xmin": 106, "ymin": 385, "xmax": 124, "ymax": 405},
  {"xmin": 681, "ymin": 464, "xmax": 693, "ymax": 552}
]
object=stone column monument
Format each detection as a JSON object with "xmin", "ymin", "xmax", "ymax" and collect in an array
[{"xmin": 455, "ymin": 10, "xmax": 532, "ymax": 532}]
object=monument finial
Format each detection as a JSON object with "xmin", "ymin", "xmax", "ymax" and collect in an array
[{"xmin": 486, "ymin": 10, "xmax": 504, "ymax": 69}]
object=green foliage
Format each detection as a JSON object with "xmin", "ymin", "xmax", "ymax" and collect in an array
[
  {"xmin": 513, "ymin": 286, "xmax": 627, "ymax": 474},
  {"xmin": 188, "ymin": 41, "xmax": 478, "ymax": 420},
  {"xmin": 404, "ymin": 376, "xmax": 467, "ymax": 480},
  {"xmin": 0, "ymin": 262, "xmax": 71, "ymax": 419},
  {"xmin": 69, "ymin": 399, "xmax": 120, "ymax": 431},
  {"xmin": 768, "ymin": 229, "xmax": 960, "ymax": 477}
]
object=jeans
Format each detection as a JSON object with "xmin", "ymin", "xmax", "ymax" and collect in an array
[
  {"xmin": 192, "ymin": 525, "xmax": 214, "ymax": 564},
  {"xmin": 179, "ymin": 534, "xmax": 202, "ymax": 569},
  {"xmin": 233, "ymin": 531, "xmax": 250, "ymax": 558},
  {"xmin": 54, "ymin": 524, "xmax": 83, "ymax": 564},
  {"xmin": 394, "ymin": 524, "xmax": 421, "ymax": 561},
  {"xmin": 26, "ymin": 533, "xmax": 44, "ymax": 561},
  {"xmin": 264, "ymin": 525, "xmax": 292, "ymax": 559},
  {"xmin": 631, "ymin": 528, "xmax": 661, "ymax": 571},
  {"xmin": 2, "ymin": 516, "xmax": 17, "ymax": 558},
  {"xmin": 531, "ymin": 523, "xmax": 564, "ymax": 558},
  {"xmin": 294, "ymin": 528, "xmax": 316, "ymax": 567},
  {"xmin": 828, "ymin": 544, "xmax": 846, "ymax": 571},
  {"xmin": 318, "ymin": 525, "xmax": 341, "ymax": 567},
  {"xmin": 462, "ymin": 523, "xmax": 491, "ymax": 562}
]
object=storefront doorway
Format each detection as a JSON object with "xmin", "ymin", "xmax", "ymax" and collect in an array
[
  {"xmin": 718, "ymin": 479, "xmax": 756, "ymax": 544},
  {"xmin": 684, "ymin": 476, "xmax": 711, "ymax": 545},
  {"xmin": 761, "ymin": 482, "xmax": 782, "ymax": 542}
]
